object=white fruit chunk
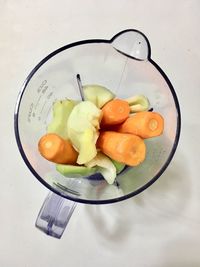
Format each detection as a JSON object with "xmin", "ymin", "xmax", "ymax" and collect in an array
[
  {"xmin": 83, "ymin": 85, "xmax": 115, "ymax": 108},
  {"xmin": 125, "ymin": 95, "xmax": 150, "ymax": 112},
  {"xmin": 47, "ymin": 99, "xmax": 77, "ymax": 139},
  {"xmin": 86, "ymin": 152, "xmax": 117, "ymax": 184},
  {"xmin": 67, "ymin": 101, "xmax": 102, "ymax": 164}
]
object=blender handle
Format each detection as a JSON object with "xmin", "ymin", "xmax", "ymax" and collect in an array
[{"xmin": 35, "ymin": 191, "xmax": 76, "ymax": 238}]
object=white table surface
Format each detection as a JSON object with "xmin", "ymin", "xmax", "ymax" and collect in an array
[{"xmin": 1, "ymin": 0, "xmax": 200, "ymax": 266}]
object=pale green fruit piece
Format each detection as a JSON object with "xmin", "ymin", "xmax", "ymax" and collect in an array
[
  {"xmin": 111, "ymin": 159, "xmax": 125, "ymax": 174},
  {"xmin": 47, "ymin": 99, "xmax": 77, "ymax": 139},
  {"xmin": 83, "ymin": 85, "xmax": 115, "ymax": 108},
  {"xmin": 56, "ymin": 164, "xmax": 97, "ymax": 178},
  {"xmin": 86, "ymin": 152, "xmax": 117, "ymax": 184},
  {"xmin": 67, "ymin": 101, "xmax": 102, "ymax": 164},
  {"xmin": 77, "ymin": 128, "xmax": 99, "ymax": 165},
  {"xmin": 125, "ymin": 95, "xmax": 150, "ymax": 112}
]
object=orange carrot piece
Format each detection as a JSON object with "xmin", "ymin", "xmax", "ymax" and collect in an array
[
  {"xmin": 38, "ymin": 133, "xmax": 78, "ymax": 164},
  {"xmin": 117, "ymin": 111, "xmax": 164, "ymax": 139},
  {"xmin": 97, "ymin": 131, "xmax": 146, "ymax": 166},
  {"xmin": 101, "ymin": 99, "xmax": 130, "ymax": 126}
]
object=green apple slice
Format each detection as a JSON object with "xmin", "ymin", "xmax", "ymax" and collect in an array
[
  {"xmin": 83, "ymin": 85, "xmax": 115, "ymax": 108},
  {"xmin": 47, "ymin": 99, "xmax": 77, "ymax": 139},
  {"xmin": 111, "ymin": 159, "xmax": 125, "ymax": 174},
  {"xmin": 56, "ymin": 164, "xmax": 97, "ymax": 178},
  {"xmin": 86, "ymin": 152, "xmax": 117, "ymax": 184},
  {"xmin": 77, "ymin": 128, "xmax": 99, "ymax": 165},
  {"xmin": 125, "ymin": 95, "xmax": 150, "ymax": 112}
]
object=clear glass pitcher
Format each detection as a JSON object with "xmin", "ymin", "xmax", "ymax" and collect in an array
[{"xmin": 14, "ymin": 29, "xmax": 181, "ymax": 238}]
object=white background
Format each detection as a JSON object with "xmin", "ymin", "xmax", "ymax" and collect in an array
[{"xmin": 1, "ymin": 0, "xmax": 200, "ymax": 266}]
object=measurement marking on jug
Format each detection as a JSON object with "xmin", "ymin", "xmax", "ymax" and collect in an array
[
  {"xmin": 40, "ymin": 100, "xmax": 47, "ymax": 114},
  {"xmin": 47, "ymin": 91, "xmax": 53, "ymax": 99},
  {"xmin": 35, "ymin": 94, "xmax": 42, "ymax": 110},
  {"xmin": 37, "ymin": 80, "xmax": 47, "ymax": 94},
  {"xmin": 42, "ymin": 85, "xmax": 48, "ymax": 94},
  {"xmin": 27, "ymin": 103, "xmax": 34, "ymax": 122}
]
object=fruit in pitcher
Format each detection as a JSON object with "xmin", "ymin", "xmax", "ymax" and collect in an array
[
  {"xmin": 83, "ymin": 85, "xmax": 115, "ymax": 108},
  {"xmin": 56, "ymin": 164, "xmax": 97, "ymax": 178},
  {"xmin": 38, "ymin": 81, "xmax": 165, "ymax": 184},
  {"xmin": 86, "ymin": 152, "xmax": 117, "ymax": 184},
  {"xmin": 47, "ymin": 99, "xmax": 77, "ymax": 139},
  {"xmin": 125, "ymin": 94, "xmax": 150, "ymax": 112},
  {"xmin": 67, "ymin": 101, "xmax": 102, "ymax": 164},
  {"xmin": 76, "ymin": 128, "xmax": 98, "ymax": 165},
  {"xmin": 111, "ymin": 159, "xmax": 125, "ymax": 174}
]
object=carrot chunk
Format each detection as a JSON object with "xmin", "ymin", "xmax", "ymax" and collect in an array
[
  {"xmin": 38, "ymin": 133, "xmax": 78, "ymax": 164},
  {"xmin": 117, "ymin": 111, "xmax": 164, "ymax": 138},
  {"xmin": 101, "ymin": 99, "xmax": 130, "ymax": 126},
  {"xmin": 97, "ymin": 131, "xmax": 146, "ymax": 166}
]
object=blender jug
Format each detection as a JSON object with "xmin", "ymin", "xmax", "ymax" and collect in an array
[{"xmin": 14, "ymin": 29, "xmax": 181, "ymax": 238}]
